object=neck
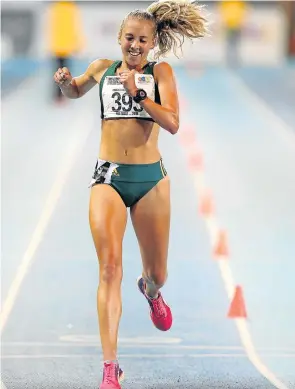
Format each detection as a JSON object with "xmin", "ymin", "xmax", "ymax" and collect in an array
[{"xmin": 121, "ymin": 59, "xmax": 148, "ymax": 72}]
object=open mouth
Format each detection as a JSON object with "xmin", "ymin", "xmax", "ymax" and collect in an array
[{"xmin": 129, "ymin": 51, "xmax": 141, "ymax": 57}]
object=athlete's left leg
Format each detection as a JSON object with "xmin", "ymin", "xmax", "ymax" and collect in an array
[{"xmin": 130, "ymin": 175, "xmax": 172, "ymax": 331}]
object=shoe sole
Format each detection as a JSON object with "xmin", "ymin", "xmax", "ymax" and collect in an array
[
  {"xmin": 100, "ymin": 370, "xmax": 124, "ymax": 389},
  {"xmin": 119, "ymin": 370, "xmax": 125, "ymax": 383},
  {"xmin": 137, "ymin": 276, "xmax": 145, "ymax": 296},
  {"xmin": 137, "ymin": 276, "xmax": 155, "ymax": 325}
]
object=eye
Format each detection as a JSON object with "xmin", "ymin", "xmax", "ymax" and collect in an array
[
  {"xmin": 126, "ymin": 37, "xmax": 133, "ymax": 41},
  {"xmin": 140, "ymin": 40, "xmax": 147, "ymax": 43}
]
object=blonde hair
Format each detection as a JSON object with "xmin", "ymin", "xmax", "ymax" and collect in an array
[{"xmin": 118, "ymin": 0, "xmax": 208, "ymax": 59}]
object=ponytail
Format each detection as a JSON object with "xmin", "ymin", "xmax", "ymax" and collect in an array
[{"xmin": 148, "ymin": 0, "xmax": 208, "ymax": 58}]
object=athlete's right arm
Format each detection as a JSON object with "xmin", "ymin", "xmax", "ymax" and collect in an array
[{"xmin": 53, "ymin": 59, "xmax": 111, "ymax": 99}]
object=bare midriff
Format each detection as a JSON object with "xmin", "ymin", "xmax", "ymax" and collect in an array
[{"xmin": 98, "ymin": 118, "xmax": 161, "ymax": 164}]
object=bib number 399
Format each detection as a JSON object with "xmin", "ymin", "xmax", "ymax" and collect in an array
[{"xmin": 111, "ymin": 92, "xmax": 143, "ymax": 113}]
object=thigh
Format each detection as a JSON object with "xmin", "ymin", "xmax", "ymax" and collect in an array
[
  {"xmin": 89, "ymin": 184, "xmax": 127, "ymax": 267},
  {"xmin": 130, "ymin": 176, "xmax": 171, "ymax": 272}
]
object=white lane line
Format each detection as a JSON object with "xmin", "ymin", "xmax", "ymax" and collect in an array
[
  {"xmin": 236, "ymin": 319, "xmax": 293, "ymax": 389},
  {"xmin": 1, "ymin": 353, "xmax": 294, "ymax": 360},
  {"xmin": 0, "ymin": 109, "xmax": 94, "ymax": 334},
  {"xmin": 227, "ymin": 71, "xmax": 295, "ymax": 149},
  {"xmin": 2, "ymin": 342, "xmax": 295, "ymax": 352},
  {"xmin": 0, "ymin": 342, "xmax": 243, "ymax": 349},
  {"xmin": 2, "ymin": 73, "xmax": 38, "ymax": 106},
  {"xmin": 59, "ymin": 335, "xmax": 182, "ymax": 344}
]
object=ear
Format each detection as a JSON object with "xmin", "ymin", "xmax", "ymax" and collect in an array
[{"xmin": 151, "ymin": 35, "xmax": 157, "ymax": 50}]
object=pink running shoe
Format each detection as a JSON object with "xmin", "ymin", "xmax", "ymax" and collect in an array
[
  {"xmin": 100, "ymin": 361, "xmax": 124, "ymax": 389},
  {"xmin": 137, "ymin": 276, "xmax": 173, "ymax": 331}
]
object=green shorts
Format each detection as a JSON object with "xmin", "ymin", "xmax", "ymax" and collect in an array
[{"xmin": 89, "ymin": 158, "xmax": 167, "ymax": 208}]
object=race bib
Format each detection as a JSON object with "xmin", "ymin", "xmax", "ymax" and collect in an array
[{"xmin": 102, "ymin": 73, "xmax": 155, "ymax": 119}]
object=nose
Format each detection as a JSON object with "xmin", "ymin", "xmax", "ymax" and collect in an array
[{"xmin": 131, "ymin": 40, "xmax": 140, "ymax": 50}]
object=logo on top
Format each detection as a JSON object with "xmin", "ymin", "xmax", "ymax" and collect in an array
[{"xmin": 137, "ymin": 75, "xmax": 152, "ymax": 83}]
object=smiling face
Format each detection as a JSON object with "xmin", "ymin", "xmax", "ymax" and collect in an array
[{"xmin": 119, "ymin": 18, "xmax": 156, "ymax": 68}]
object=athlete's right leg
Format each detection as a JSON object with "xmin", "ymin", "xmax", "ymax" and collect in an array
[{"xmin": 89, "ymin": 184, "xmax": 127, "ymax": 363}]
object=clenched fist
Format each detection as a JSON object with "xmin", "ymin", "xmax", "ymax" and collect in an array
[
  {"xmin": 119, "ymin": 69, "xmax": 137, "ymax": 97},
  {"xmin": 54, "ymin": 67, "xmax": 72, "ymax": 87}
]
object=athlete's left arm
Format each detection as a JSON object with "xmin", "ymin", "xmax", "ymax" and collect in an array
[{"xmin": 140, "ymin": 62, "xmax": 179, "ymax": 134}]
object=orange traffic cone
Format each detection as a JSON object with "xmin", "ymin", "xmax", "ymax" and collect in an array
[
  {"xmin": 179, "ymin": 129, "xmax": 196, "ymax": 146},
  {"xmin": 213, "ymin": 230, "xmax": 229, "ymax": 257},
  {"xmin": 227, "ymin": 285, "xmax": 247, "ymax": 318},
  {"xmin": 188, "ymin": 152, "xmax": 203, "ymax": 170},
  {"xmin": 199, "ymin": 191, "xmax": 214, "ymax": 216}
]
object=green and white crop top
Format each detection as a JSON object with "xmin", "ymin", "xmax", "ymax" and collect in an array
[{"xmin": 99, "ymin": 60, "xmax": 161, "ymax": 121}]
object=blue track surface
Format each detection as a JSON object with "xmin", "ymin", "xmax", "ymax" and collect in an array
[{"xmin": 1, "ymin": 63, "xmax": 294, "ymax": 388}]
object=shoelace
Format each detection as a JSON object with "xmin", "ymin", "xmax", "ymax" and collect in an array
[
  {"xmin": 152, "ymin": 295, "xmax": 167, "ymax": 317},
  {"xmin": 104, "ymin": 363, "xmax": 117, "ymax": 384}
]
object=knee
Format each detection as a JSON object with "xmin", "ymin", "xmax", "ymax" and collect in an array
[
  {"xmin": 145, "ymin": 271, "xmax": 167, "ymax": 289},
  {"xmin": 100, "ymin": 260, "xmax": 122, "ymax": 284}
]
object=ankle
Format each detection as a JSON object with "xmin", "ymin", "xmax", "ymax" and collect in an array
[
  {"xmin": 145, "ymin": 288, "xmax": 159, "ymax": 299},
  {"xmin": 104, "ymin": 359, "xmax": 118, "ymax": 365},
  {"xmin": 144, "ymin": 282, "xmax": 159, "ymax": 300},
  {"xmin": 142, "ymin": 273, "xmax": 166, "ymax": 298}
]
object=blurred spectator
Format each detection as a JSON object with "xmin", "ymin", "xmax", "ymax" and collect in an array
[
  {"xmin": 219, "ymin": 0, "xmax": 248, "ymax": 67},
  {"xmin": 47, "ymin": 0, "xmax": 84, "ymax": 102},
  {"xmin": 282, "ymin": 1, "xmax": 295, "ymax": 58}
]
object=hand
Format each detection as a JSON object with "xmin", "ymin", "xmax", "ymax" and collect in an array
[
  {"xmin": 53, "ymin": 67, "xmax": 72, "ymax": 87},
  {"xmin": 119, "ymin": 69, "xmax": 137, "ymax": 97}
]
